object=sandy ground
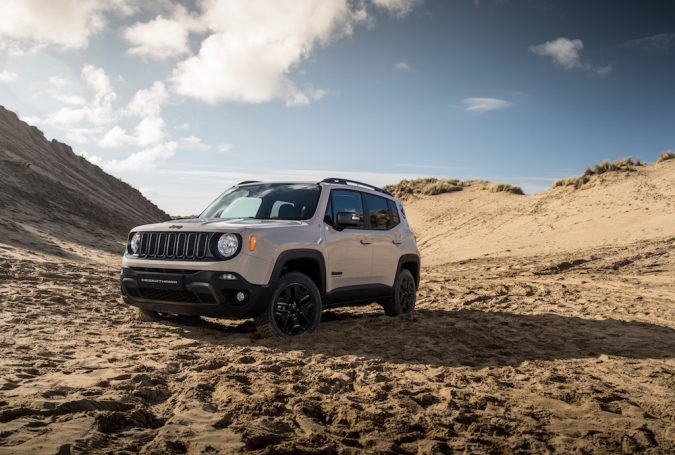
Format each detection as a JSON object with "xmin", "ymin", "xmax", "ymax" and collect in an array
[
  {"xmin": 1, "ymin": 234, "xmax": 673, "ymax": 454},
  {"xmin": 1, "ymin": 158, "xmax": 674, "ymax": 453}
]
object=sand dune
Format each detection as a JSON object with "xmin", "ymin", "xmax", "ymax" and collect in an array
[
  {"xmin": 405, "ymin": 160, "xmax": 675, "ymax": 265},
  {"xmin": 0, "ymin": 111, "xmax": 674, "ymax": 453},
  {"xmin": 0, "ymin": 106, "xmax": 169, "ymax": 258}
]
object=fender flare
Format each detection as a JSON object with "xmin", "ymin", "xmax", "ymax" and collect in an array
[
  {"xmin": 396, "ymin": 254, "xmax": 421, "ymax": 286},
  {"xmin": 269, "ymin": 249, "xmax": 327, "ymax": 297}
]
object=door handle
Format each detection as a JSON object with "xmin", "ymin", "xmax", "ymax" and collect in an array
[
  {"xmin": 360, "ymin": 239, "xmax": 371, "ymax": 245},
  {"xmin": 392, "ymin": 240, "xmax": 402, "ymax": 245}
]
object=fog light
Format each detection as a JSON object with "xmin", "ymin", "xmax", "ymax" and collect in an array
[
  {"xmin": 235, "ymin": 291, "xmax": 248, "ymax": 303},
  {"xmin": 219, "ymin": 273, "xmax": 237, "ymax": 280}
]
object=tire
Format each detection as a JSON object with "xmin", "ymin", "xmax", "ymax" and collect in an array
[
  {"xmin": 382, "ymin": 268, "xmax": 417, "ymax": 316},
  {"xmin": 255, "ymin": 272, "xmax": 322, "ymax": 338}
]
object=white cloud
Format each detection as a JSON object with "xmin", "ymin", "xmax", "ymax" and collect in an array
[
  {"xmin": 371, "ymin": 0, "xmax": 423, "ymax": 17},
  {"xmin": 134, "ymin": 116, "xmax": 166, "ymax": 146},
  {"xmin": 104, "ymin": 141, "xmax": 178, "ymax": 172},
  {"xmin": 179, "ymin": 135, "xmax": 211, "ymax": 151},
  {"xmin": 169, "ymin": 0, "xmax": 422, "ymax": 106},
  {"xmin": 462, "ymin": 97, "xmax": 511, "ymax": 113},
  {"xmin": 124, "ymin": 81, "xmax": 168, "ymax": 117},
  {"xmin": 123, "ymin": 10, "xmax": 195, "ymax": 60},
  {"xmin": 530, "ymin": 37, "xmax": 585, "ymax": 69},
  {"xmin": 53, "ymin": 94, "xmax": 87, "ymax": 106},
  {"xmin": 218, "ymin": 143, "xmax": 232, "ymax": 153},
  {"xmin": 33, "ymin": 64, "xmax": 117, "ymax": 143},
  {"xmin": 48, "ymin": 74, "xmax": 69, "ymax": 88},
  {"xmin": 98, "ymin": 125, "xmax": 133, "ymax": 148},
  {"xmin": 0, "ymin": 70, "xmax": 19, "ymax": 83},
  {"xmin": 594, "ymin": 65, "xmax": 613, "ymax": 75},
  {"xmin": 171, "ymin": 0, "xmax": 357, "ymax": 106},
  {"xmin": 0, "ymin": 0, "xmax": 135, "ymax": 53},
  {"xmin": 530, "ymin": 37, "xmax": 612, "ymax": 75},
  {"xmin": 394, "ymin": 61, "xmax": 410, "ymax": 71}
]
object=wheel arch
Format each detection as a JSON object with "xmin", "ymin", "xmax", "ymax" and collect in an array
[
  {"xmin": 269, "ymin": 249, "xmax": 327, "ymax": 297},
  {"xmin": 397, "ymin": 254, "xmax": 421, "ymax": 287}
]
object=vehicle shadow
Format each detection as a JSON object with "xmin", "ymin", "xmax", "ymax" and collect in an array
[{"xmin": 179, "ymin": 307, "xmax": 675, "ymax": 368}]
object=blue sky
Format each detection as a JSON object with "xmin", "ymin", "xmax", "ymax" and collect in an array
[{"xmin": 1, "ymin": 0, "xmax": 674, "ymax": 215}]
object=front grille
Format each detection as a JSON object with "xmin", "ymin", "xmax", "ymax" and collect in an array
[
  {"xmin": 138, "ymin": 288, "xmax": 216, "ymax": 304},
  {"xmin": 137, "ymin": 232, "xmax": 211, "ymax": 260}
]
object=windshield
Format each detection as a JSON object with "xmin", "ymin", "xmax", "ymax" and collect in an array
[{"xmin": 200, "ymin": 183, "xmax": 322, "ymax": 220}]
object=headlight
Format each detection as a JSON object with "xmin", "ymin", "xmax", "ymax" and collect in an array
[
  {"xmin": 129, "ymin": 232, "xmax": 141, "ymax": 256},
  {"xmin": 216, "ymin": 233, "xmax": 239, "ymax": 258}
]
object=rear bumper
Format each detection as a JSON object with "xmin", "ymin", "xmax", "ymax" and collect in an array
[{"xmin": 120, "ymin": 267, "xmax": 269, "ymax": 318}]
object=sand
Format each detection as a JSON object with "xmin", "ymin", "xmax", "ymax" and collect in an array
[{"xmin": 1, "ymin": 125, "xmax": 674, "ymax": 452}]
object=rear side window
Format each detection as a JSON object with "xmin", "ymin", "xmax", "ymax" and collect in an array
[
  {"xmin": 388, "ymin": 199, "xmax": 400, "ymax": 226},
  {"xmin": 329, "ymin": 190, "xmax": 365, "ymax": 228},
  {"xmin": 365, "ymin": 194, "xmax": 391, "ymax": 230}
]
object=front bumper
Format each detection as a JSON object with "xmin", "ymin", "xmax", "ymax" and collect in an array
[{"xmin": 120, "ymin": 267, "xmax": 269, "ymax": 318}]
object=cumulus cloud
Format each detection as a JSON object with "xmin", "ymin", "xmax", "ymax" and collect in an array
[
  {"xmin": 165, "ymin": 0, "xmax": 423, "ymax": 106},
  {"xmin": 0, "ymin": 0, "xmax": 135, "ymax": 53},
  {"xmin": 123, "ymin": 6, "xmax": 202, "ymax": 60},
  {"xmin": 103, "ymin": 141, "xmax": 178, "ymax": 172},
  {"xmin": 32, "ymin": 64, "xmax": 116, "ymax": 144},
  {"xmin": 394, "ymin": 61, "xmax": 411, "ymax": 71},
  {"xmin": 530, "ymin": 37, "xmax": 612, "ymax": 75},
  {"xmin": 0, "ymin": 70, "xmax": 19, "ymax": 83},
  {"xmin": 170, "ymin": 0, "xmax": 359, "ymax": 106},
  {"xmin": 98, "ymin": 81, "xmax": 169, "ymax": 148},
  {"xmin": 530, "ymin": 37, "xmax": 585, "ymax": 69},
  {"xmin": 462, "ymin": 97, "xmax": 511, "ymax": 113}
]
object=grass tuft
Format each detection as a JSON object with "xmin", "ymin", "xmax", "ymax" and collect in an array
[
  {"xmin": 552, "ymin": 157, "xmax": 642, "ymax": 190},
  {"xmin": 384, "ymin": 178, "xmax": 524, "ymax": 198},
  {"xmin": 656, "ymin": 151, "xmax": 675, "ymax": 163}
]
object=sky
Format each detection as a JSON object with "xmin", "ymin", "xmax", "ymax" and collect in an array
[{"xmin": 1, "ymin": 0, "xmax": 674, "ymax": 215}]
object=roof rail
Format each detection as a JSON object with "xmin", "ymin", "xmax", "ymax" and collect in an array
[
  {"xmin": 320, "ymin": 177, "xmax": 392, "ymax": 196},
  {"xmin": 237, "ymin": 180, "xmax": 260, "ymax": 185}
]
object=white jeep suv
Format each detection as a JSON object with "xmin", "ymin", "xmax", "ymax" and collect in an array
[{"xmin": 120, "ymin": 178, "xmax": 420, "ymax": 337}]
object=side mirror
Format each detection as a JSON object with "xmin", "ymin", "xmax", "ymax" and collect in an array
[{"xmin": 336, "ymin": 211, "xmax": 360, "ymax": 228}]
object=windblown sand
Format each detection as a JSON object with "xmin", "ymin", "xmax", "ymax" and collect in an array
[{"xmin": 1, "ymin": 161, "xmax": 674, "ymax": 454}]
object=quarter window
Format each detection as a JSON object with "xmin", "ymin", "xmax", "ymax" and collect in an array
[
  {"xmin": 388, "ymin": 199, "xmax": 400, "ymax": 226},
  {"xmin": 365, "ymin": 194, "xmax": 391, "ymax": 230}
]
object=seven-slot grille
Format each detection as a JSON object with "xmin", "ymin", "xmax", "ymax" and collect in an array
[{"xmin": 137, "ymin": 232, "xmax": 212, "ymax": 260}]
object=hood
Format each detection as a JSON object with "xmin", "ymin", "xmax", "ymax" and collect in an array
[{"xmin": 131, "ymin": 218, "xmax": 307, "ymax": 233}]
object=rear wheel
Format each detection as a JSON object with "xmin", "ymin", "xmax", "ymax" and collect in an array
[
  {"xmin": 382, "ymin": 268, "xmax": 417, "ymax": 316},
  {"xmin": 255, "ymin": 272, "xmax": 322, "ymax": 338}
]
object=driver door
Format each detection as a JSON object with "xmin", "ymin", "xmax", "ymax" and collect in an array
[{"xmin": 323, "ymin": 189, "xmax": 373, "ymax": 292}]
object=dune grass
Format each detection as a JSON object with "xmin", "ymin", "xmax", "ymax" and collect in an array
[
  {"xmin": 656, "ymin": 150, "xmax": 675, "ymax": 163},
  {"xmin": 384, "ymin": 178, "xmax": 524, "ymax": 198},
  {"xmin": 552, "ymin": 157, "xmax": 643, "ymax": 189}
]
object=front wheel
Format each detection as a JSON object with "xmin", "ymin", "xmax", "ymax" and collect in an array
[
  {"xmin": 382, "ymin": 268, "xmax": 417, "ymax": 316},
  {"xmin": 255, "ymin": 272, "xmax": 322, "ymax": 338}
]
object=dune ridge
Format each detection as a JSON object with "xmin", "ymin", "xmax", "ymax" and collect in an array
[{"xmin": 0, "ymin": 106, "xmax": 169, "ymax": 258}]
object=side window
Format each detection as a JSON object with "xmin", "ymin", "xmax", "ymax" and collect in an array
[
  {"xmin": 365, "ymin": 194, "xmax": 391, "ymax": 230},
  {"xmin": 330, "ymin": 190, "xmax": 365, "ymax": 228},
  {"xmin": 388, "ymin": 199, "xmax": 400, "ymax": 226}
]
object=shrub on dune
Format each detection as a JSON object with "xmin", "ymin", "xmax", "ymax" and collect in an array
[
  {"xmin": 656, "ymin": 151, "xmax": 675, "ymax": 163},
  {"xmin": 552, "ymin": 157, "xmax": 642, "ymax": 190}
]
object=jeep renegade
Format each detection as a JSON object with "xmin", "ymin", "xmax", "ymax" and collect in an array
[{"xmin": 120, "ymin": 178, "xmax": 420, "ymax": 337}]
